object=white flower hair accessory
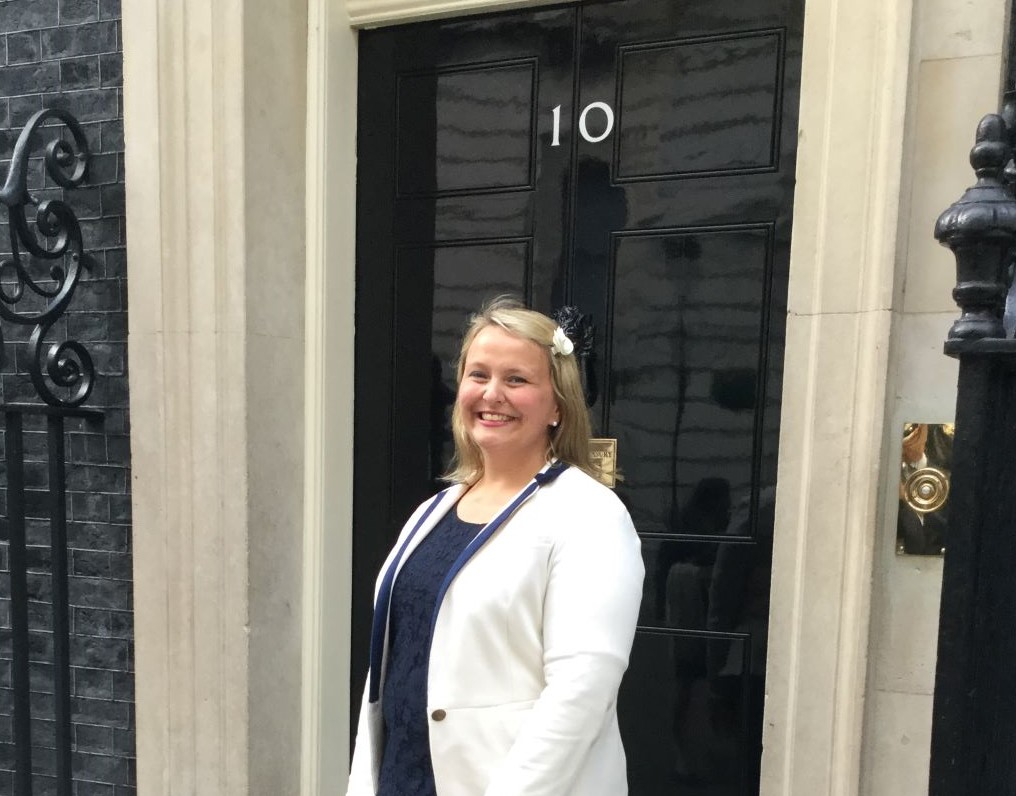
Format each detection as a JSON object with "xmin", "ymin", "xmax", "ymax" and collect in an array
[{"xmin": 551, "ymin": 326, "xmax": 574, "ymax": 357}]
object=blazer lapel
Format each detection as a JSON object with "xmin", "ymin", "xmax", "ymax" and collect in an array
[
  {"xmin": 391, "ymin": 484, "xmax": 466, "ymax": 581},
  {"xmin": 371, "ymin": 463, "xmax": 567, "ymax": 703},
  {"xmin": 368, "ymin": 483, "xmax": 466, "ymax": 702},
  {"xmin": 429, "ymin": 461, "xmax": 568, "ymax": 635}
]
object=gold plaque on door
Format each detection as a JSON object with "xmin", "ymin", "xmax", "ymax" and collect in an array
[{"xmin": 590, "ymin": 438, "xmax": 618, "ymax": 488}]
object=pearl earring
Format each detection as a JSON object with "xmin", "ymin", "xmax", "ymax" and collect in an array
[{"xmin": 551, "ymin": 420, "xmax": 559, "ymax": 427}]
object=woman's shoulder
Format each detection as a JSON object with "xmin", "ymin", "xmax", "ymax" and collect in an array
[
  {"xmin": 544, "ymin": 466, "xmax": 633, "ymax": 523},
  {"xmin": 554, "ymin": 464, "xmax": 618, "ymax": 496}
]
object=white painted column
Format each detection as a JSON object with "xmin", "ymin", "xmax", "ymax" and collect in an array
[
  {"xmin": 123, "ymin": 0, "xmax": 308, "ymax": 792},
  {"xmin": 301, "ymin": 0, "xmax": 358, "ymax": 792},
  {"xmin": 763, "ymin": 0, "xmax": 915, "ymax": 793}
]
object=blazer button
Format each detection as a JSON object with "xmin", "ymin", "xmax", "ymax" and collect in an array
[{"xmin": 431, "ymin": 709, "xmax": 446, "ymax": 721}]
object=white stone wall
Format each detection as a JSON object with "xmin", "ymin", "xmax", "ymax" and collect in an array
[
  {"xmin": 861, "ymin": 1, "xmax": 1008, "ymax": 792},
  {"xmin": 123, "ymin": 1, "xmax": 309, "ymax": 793}
]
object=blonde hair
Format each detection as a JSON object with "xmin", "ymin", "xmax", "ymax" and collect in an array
[{"xmin": 445, "ymin": 297, "xmax": 596, "ymax": 483}]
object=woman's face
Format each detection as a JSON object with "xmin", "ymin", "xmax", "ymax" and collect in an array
[{"xmin": 458, "ymin": 325, "xmax": 560, "ymax": 469}]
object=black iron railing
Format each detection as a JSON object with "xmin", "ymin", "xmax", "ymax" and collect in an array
[
  {"xmin": 1, "ymin": 108, "xmax": 103, "ymax": 796},
  {"xmin": 930, "ymin": 100, "xmax": 1016, "ymax": 794}
]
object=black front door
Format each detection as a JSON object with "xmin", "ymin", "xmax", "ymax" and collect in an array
[{"xmin": 354, "ymin": 1, "xmax": 802, "ymax": 792}]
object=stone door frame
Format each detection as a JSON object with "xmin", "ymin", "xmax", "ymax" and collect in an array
[{"xmin": 123, "ymin": 0, "xmax": 919, "ymax": 792}]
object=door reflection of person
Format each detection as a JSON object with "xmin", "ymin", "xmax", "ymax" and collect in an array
[
  {"xmin": 706, "ymin": 487, "xmax": 775, "ymax": 787},
  {"xmin": 658, "ymin": 479, "xmax": 730, "ymax": 784},
  {"xmin": 661, "ymin": 367, "xmax": 775, "ymax": 786}
]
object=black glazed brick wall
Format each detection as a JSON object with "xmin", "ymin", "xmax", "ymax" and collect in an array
[{"xmin": 0, "ymin": 0, "xmax": 133, "ymax": 793}]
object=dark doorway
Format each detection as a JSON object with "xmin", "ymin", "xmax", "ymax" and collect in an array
[{"xmin": 354, "ymin": 0, "xmax": 802, "ymax": 791}]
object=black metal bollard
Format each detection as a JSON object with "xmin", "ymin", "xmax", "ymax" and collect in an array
[{"xmin": 929, "ymin": 113, "xmax": 1016, "ymax": 795}]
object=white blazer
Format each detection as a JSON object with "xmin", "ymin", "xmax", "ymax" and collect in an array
[{"xmin": 346, "ymin": 465, "xmax": 644, "ymax": 796}]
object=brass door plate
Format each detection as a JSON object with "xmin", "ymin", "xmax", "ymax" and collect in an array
[
  {"xmin": 896, "ymin": 422, "xmax": 953, "ymax": 556},
  {"xmin": 590, "ymin": 438, "xmax": 617, "ymax": 488}
]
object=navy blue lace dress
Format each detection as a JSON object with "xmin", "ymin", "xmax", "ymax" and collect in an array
[{"xmin": 377, "ymin": 508, "xmax": 483, "ymax": 796}]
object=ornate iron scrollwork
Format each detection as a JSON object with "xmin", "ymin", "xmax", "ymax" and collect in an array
[{"xmin": 0, "ymin": 108, "xmax": 96, "ymax": 407}]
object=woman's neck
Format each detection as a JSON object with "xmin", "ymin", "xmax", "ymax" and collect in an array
[
  {"xmin": 479, "ymin": 452, "xmax": 547, "ymax": 492},
  {"xmin": 457, "ymin": 453, "xmax": 548, "ymax": 523}
]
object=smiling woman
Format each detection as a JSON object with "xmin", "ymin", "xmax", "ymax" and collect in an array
[
  {"xmin": 455, "ymin": 324, "xmax": 561, "ymax": 488},
  {"xmin": 346, "ymin": 298, "xmax": 645, "ymax": 796},
  {"xmin": 448, "ymin": 298, "xmax": 596, "ymax": 488}
]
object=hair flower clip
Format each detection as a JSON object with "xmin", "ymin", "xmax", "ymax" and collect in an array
[{"xmin": 551, "ymin": 326, "xmax": 575, "ymax": 357}]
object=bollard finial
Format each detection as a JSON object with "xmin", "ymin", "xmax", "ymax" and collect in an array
[{"xmin": 935, "ymin": 114, "xmax": 1016, "ymax": 342}]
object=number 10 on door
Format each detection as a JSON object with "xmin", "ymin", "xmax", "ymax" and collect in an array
[{"xmin": 550, "ymin": 103, "xmax": 615, "ymax": 146}]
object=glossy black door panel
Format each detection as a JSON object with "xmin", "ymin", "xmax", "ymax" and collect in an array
[
  {"xmin": 355, "ymin": 2, "xmax": 801, "ymax": 792},
  {"xmin": 617, "ymin": 31, "xmax": 785, "ymax": 180},
  {"xmin": 608, "ymin": 226, "xmax": 776, "ymax": 536},
  {"xmin": 394, "ymin": 193, "xmax": 536, "ymax": 241},
  {"xmin": 391, "ymin": 240, "xmax": 532, "ymax": 513},
  {"xmin": 567, "ymin": 7, "xmax": 799, "ymax": 792},
  {"xmin": 620, "ymin": 630, "xmax": 762, "ymax": 795},
  {"xmin": 396, "ymin": 61, "xmax": 538, "ymax": 196}
]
